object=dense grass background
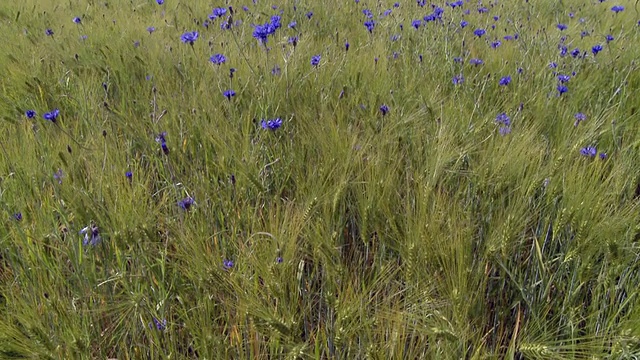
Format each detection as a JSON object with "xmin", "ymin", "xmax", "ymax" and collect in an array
[{"xmin": 1, "ymin": 0, "xmax": 640, "ymax": 358}]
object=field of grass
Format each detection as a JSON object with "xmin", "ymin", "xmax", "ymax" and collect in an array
[{"xmin": 1, "ymin": 0, "xmax": 640, "ymax": 358}]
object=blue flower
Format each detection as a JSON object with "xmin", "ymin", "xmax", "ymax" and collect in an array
[
  {"xmin": 178, "ymin": 197, "xmax": 195, "ymax": 210},
  {"xmin": 606, "ymin": 34, "xmax": 614, "ymax": 43},
  {"xmin": 13, "ymin": 212, "xmax": 22, "ymax": 221},
  {"xmin": 599, "ymin": 152, "xmax": 608, "ymax": 160},
  {"xmin": 261, "ymin": 118, "xmax": 283, "ymax": 130},
  {"xmin": 473, "ymin": 28, "xmax": 486, "ymax": 37},
  {"xmin": 80, "ymin": 222, "xmax": 101, "ymax": 246},
  {"xmin": 45, "ymin": 29, "xmax": 54, "ymax": 36},
  {"xmin": 460, "ymin": 20, "xmax": 468, "ymax": 28},
  {"xmin": 125, "ymin": 171, "xmax": 133, "ymax": 180},
  {"xmin": 73, "ymin": 17, "xmax": 81, "ymax": 24},
  {"xmin": 491, "ymin": 40, "xmax": 501, "ymax": 48},
  {"xmin": 469, "ymin": 58, "xmax": 484, "ymax": 66},
  {"xmin": 155, "ymin": 132, "xmax": 169, "ymax": 155},
  {"xmin": 452, "ymin": 74, "xmax": 464, "ymax": 85},
  {"xmin": 557, "ymin": 23, "xmax": 567, "ymax": 31},
  {"xmin": 557, "ymin": 74, "xmax": 570, "ymax": 83},
  {"xmin": 557, "ymin": 85, "xmax": 568, "ymax": 95},
  {"xmin": 574, "ymin": 112, "xmax": 586, "ymax": 126},
  {"xmin": 611, "ymin": 5, "xmax": 625, "ymax": 13},
  {"xmin": 345, "ymin": 42, "xmax": 350, "ymax": 51},
  {"xmin": 156, "ymin": 0, "xmax": 164, "ymax": 4},
  {"xmin": 223, "ymin": 259, "xmax": 234, "ymax": 269},
  {"xmin": 150, "ymin": 317, "xmax": 167, "ymax": 331},
  {"xmin": 43, "ymin": 109, "xmax": 60, "ymax": 122},
  {"xmin": 495, "ymin": 113, "xmax": 511, "ymax": 126},
  {"xmin": 310, "ymin": 54, "xmax": 321, "ymax": 67},
  {"xmin": 306, "ymin": 11, "xmax": 313, "ymax": 19},
  {"xmin": 25, "ymin": 110, "xmax": 36, "ymax": 118},
  {"xmin": 211, "ymin": 7, "xmax": 227, "ymax": 18},
  {"xmin": 499, "ymin": 126, "xmax": 511, "ymax": 136},
  {"xmin": 53, "ymin": 169, "xmax": 63, "ymax": 184},
  {"xmin": 412, "ymin": 19, "xmax": 421, "ymax": 29},
  {"xmin": 180, "ymin": 31, "xmax": 198, "ymax": 45},
  {"xmin": 223, "ymin": 89, "xmax": 236, "ymax": 100},
  {"xmin": 380, "ymin": 104, "xmax": 389, "ymax": 116},
  {"xmin": 364, "ymin": 20, "xmax": 375, "ymax": 33},
  {"xmin": 592, "ymin": 44, "xmax": 603, "ymax": 55},
  {"xmin": 580, "ymin": 146, "xmax": 597, "ymax": 158},
  {"xmin": 499, "ymin": 76, "xmax": 511, "ymax": 86},
  {"xmin": 288, "ymin": 21, "xmax": 296, "ymax": 29},
  {"xmin": 571, "ymin": 48, "xmax": 581, "ymax": 58},
  {"xmin": 147, "ymin": 26, "xmax": 156, "ymax": 34},
  {"xmin": 210, "ymin": 53, "xmax": 226, "ymax": 65}
]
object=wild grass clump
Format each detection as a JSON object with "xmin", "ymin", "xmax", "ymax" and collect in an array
[{"xmin": 1, "ymin": 0, "xmax": 640, "ymax": 358}]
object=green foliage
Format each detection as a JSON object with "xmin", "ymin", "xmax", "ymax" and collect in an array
[{"xmin": 0, "ymin": 0, "xmax": 639, "ymax": 358}]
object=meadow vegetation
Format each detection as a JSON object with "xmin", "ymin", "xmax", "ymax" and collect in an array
[{"xmin": 1, "ymin": 0, "xmax": 640, "ymax": 358}]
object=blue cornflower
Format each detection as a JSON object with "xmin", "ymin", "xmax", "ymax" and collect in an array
[
  {"xmin": 147, "ymin": 26, "xmax": 156, "ymax": 34},
  {"xmin": 417, "ymin": 0, "xmax": 426, "ymax": 6},
  {"xmin": 380, "ymin": 104, "xmax": 389, "ymax": 116},
  {"xmin": 560, "ymin": 46, "xmax": 568, "ymax": 57},
  {"xmin": 499, "ymin": 126, "xmax": 511, "ymax": 136},
  {"xmin": 581, "ymin": 30, "xmax": 589, "ymax": 38},
  {"xmin": 611, "ymin": 5, "xmax": 625, "ymax": 13},
  {"xmin": 310, "ymin": 54, "xmax": 321, "ymax": 67},
  {"xmin": 452, "ymin": 74, "xmax": 464, "ymax": 85},
  {"xmin": 453, "ymin": 57, "xmax": 463, "ymax": 63},
  {"xmin": 412, "ymin": 19, "xmax": 421, "ymax": 29},
  {"xmin": 276, "ymin": 256, "xmax": 283, "ymax": 263},
  {"xmin": 499, "ymin": 76, "xmax": 511, "ymax": 86},
  {"xmin": 223, "ymin": 259, "xmax": 234, "ymax": 269},
  {"xmin": 470, "ymin": 58, "xmax": 484, "ymax": 66},
  {"xmin": 45, "ymin": 28, "xmax": 54, "ymax": 36},
  {"xmin": 211, "ymin": 7, "xmax": 227, "ymax": 18},
  {"xmin": 306, "ymin": 11, "xmax": 313, "ymax": 19},
  {"xmin": 261, "ymin": 118, "xmax": 283, "ymax": 130},
  {"xmin": 424, "ymin": 14, "xmax": 436, "ymax": 22},
  {"xmin": 571, "ymin": 48, "xmax": 581, "ymax": 58},
  {"xmin": 270, "ymin": 16, "xmax": 282, "ymax": 29},
  {"xmin": 574, "ymin": 112, "xmax": 586, "ymax": 126},
  {"xmin": 53, "ymin": 169, "xmax": 63, "ymax": 184},
  {"xmin": 155, "ymin": 132, "xmax": 169, "ymax": 155},
  {"xmin": 223, "ymin": 89, "xmax": 236, "ymax": 100},
  {"xmin": 557, "ymin": 85, "xmax": 568, "ymax": 95},
  {"xmin": 43, "ymin": 109, "xmax": 60, "ymax": 122},
  {"xmin": 156, "ymin": 0, "xmax": 164, "ymax": 4},
  {"xmin": 599, "ymin": 153, "xmax": 608, "ymax": 160},
  {"xmin": 288, "ymin": 21, "xmax": 297, "ymax": 29},
  {"xmin": 73, "ymin": 17, "xmax": 81, "ymax": 24},
  {"xmin": 178, "ymin": 197, "xmax": 195, "ymax": 210},
  {"xmin": 151, "ymin": 318, "xmax": 167, "ymax": 331},
  {"xmin": 345, "ymin": 42, "xmax": 350, "ymax": 51},
  {"xmin": 580, "ymin": 146, "xmax": 597, "ymax": 158},
  {"xmin": 25, "ymin": 110, "xmax": 36, "ymax": 118},
  {"xmin": 592, "ymin": 44, "xmax": 603, "ymax": 55},
  {"xmin": 210, "ymin": 53, "xmax": 226, "ymax": 65},
  {"xmin": 557, "ymin": 23, "xmax": 567, "ymax": 31},
  {"xmin": 13, "ymin": 212, "xmax": 22, "ymax": 221},
  {"xmin": 364, "ymin": 20, "xmax": 375, "ymax": 33},
  {"xmin": 473, "ymin": 28, "xmax": 486, "ymax": 37},
  {"xmin": 495, "ymin": 113, "xmax": 511, "ymax": 126},
  {"xmin": 606, "ymin": 34, "xmax": 614, "ymax": 43},
  {"xmin": 80, "ymin": 222, "xmax": 101, "ymax": 246},
  {"xmin": 491, "ymin": 40, "xmax": 501, "ymax": 48},
  {"xmin": 362, "ymin": 9, "xmax": 373, "ymax": 18},
  {"xmin": 382, "ymin": 9, "xmax": 392, "ymax": 17},
  {"xmin": 557, "ymin": 74, "xmax": 571, "ymax": 83},
  {"xmin": 180, "ymin": 31, "xmax": 198, "ymax": 45},
  {"xmin": 460, "ymin": 20, "xmax": 468, "ymax": 28},
  {"xmin": 125, "ymin": 171, "xmax": 133, "ymax": 181},
  {"xmin": 504, "ymin": 35, "xmax": 514, "ymax": 41}
]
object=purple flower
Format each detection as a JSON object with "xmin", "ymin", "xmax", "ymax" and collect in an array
[
  {"xmin": 380, "ymin": 104, "xmax": 389, "ymax": 116},
  {"xmin": 261, "ymin": 118, "xmax": 283, "ymax": 130},
  {"xmin": 460, "ymin": 20, "xmax": 468, "ymax": 28},
  {"xmin": 211, "ymin": 7, "xmax": 227, "ymax": 18},
  {"xmin": 495, "ymin": 113, "xmax": 511, "ymax": 126},
  {"xmin": 412, "ymin": 19, "xmax": 421, "ymax": 29},
  {"xmin": 53, "ymin": 169, "xmax": 63, "ymax": 184},
  {"xmin": 571, "ymin": 48, "xmax": 581, "ymax": 58},
  {"xmin": 557, "ymin": 74, "xmax": 571, "ymax": 83},
  {"xmin": 73, "ymin": 17, "xmax": 81, "ymax": 24},
  {"xmin": 611, "ymin": 5, "xmax": 625, "ymax": 13},
  {"xmin": 557, "ymin": 23, "xmax": 567, "ymax": 31},
  {"xmin": 452, "ymin": 74, "xmax": 464, "ymax": 85},
  {"xmin": 210, "ymin": 53, "xmax": 226, "ymax": 65},
  {"xmin": 25, "ymin": 110, "xmax": 36, "ymax": 118},
  {"xmin": 147, "ymin": 26, "xmax": 156, "ymax": 34},
  {"xmin": 364, "ymin": 20, "xmax": 375, "ymax": 33},
  {"xmin": 45, "ymin": 29, "xmax": 54, "ymax": 36},
  {"xmin": 580, "ymin": 146, "xmax": 597, "ymax": 158},
  {"xmin": 491, "ymin": 40, "xmax": 501, "ymax": 48},
  {"xmin": 606, "ymin": 34, "xmax": 614, "ymax": 43},
  {"xmin": 499, "ymin": 76, "xmax": 511, "ymax": 86},
  {"xmin": 574, "ymin": 112, "xmax": 586, "ymax": 126},
  {"xmin": 43, "ymin": 109, "xmax": 60, "ymax": 122},
  {"xmin": 473, "ymin": 28, "xmax": 486, "ymax": 37},
  {"xmin": 599, "ymin": 152, "xmax": 608, "ymax": 160},
  {"xmin": 469, "ymin": 58, "xmax": 484, "ymax": 66},
  {"xmin": 180, "ymin": 31, "xmax": 198, "ymax": 45},
  {"xmin": 223, "ymin": 89, "xmax": 236, "ymax": 100},
  {"xmin": 592, "ymin": 44, "xmax": 603, "ymax": 55},
  {"xmin": 288, "ymin": 21, "xmax": 297, "ymax": 29},
  {"xmin": 156, "ymin": 0, "xmax": 164, "ymax": 4},
  {"xmin": 125, "ymin": 171, "xmax": 133, "ymax": 181},
  {"xmin": 306, "ymin": 11, "xmax": 313, "ymax": 19},
  {"xmin": 178, "ymin": 197, "xmax": 195, "ymax": 210},
  {"xmin": 557, "ymin": 85, "xmax": 568, "ymax": 95},
  {"xmin": 345, "ymin": 42, "xmax": 350, "ymax": 51},
  {"xmin": 310, "ymin": 54, "xmax": 321, "ymax": 67},
  {"xmin": 223, "ymin": 259, "xmax": 234, "ymax": 269},
  {"xmin": 151, "ymin": 317, "xmax": 167, "ymax": 331},
  {"xmin": 12, "ymin": 212, "xmax": 22, "ymax": 221},
  {"xmin": 80, "ymin": 223, "xmax": 101, "ymax": 246},
  {"xmin": 499, "ymin": 126, "xmax": 511, "ymax": 136}
]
